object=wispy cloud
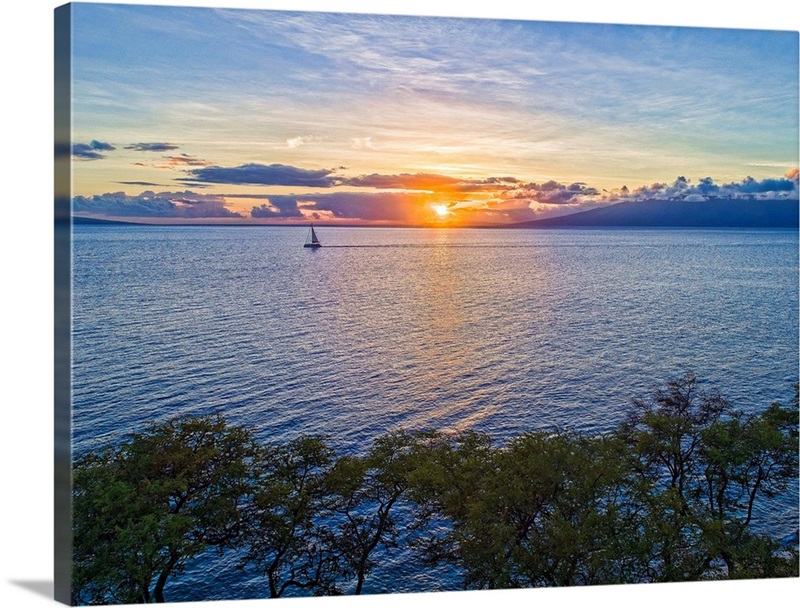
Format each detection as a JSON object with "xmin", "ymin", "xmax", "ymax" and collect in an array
[
  {"xmin": 165, "ymin": 154, "xmax": 210, "ymax": 167},
  {"xmin": 351, "ymin": 137, "xmax": 375, "ymax": 150},
  {"xmin": 125, "ymin": 142, "xmax": 180, "ymax": 152},
  {"xmin": 127, "ymin": 154, "xmax": 211, "ymax": 171},
  {"xmin": 344, "ymin": 172, "xmax": 519, "ymax": 192},
  {"xmin": 286, "ymin": 135, "xmax": 322, "ymax": 149}
]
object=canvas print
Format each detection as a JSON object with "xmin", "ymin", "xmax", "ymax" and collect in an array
[{"xmin": 54, "ymin": 2, "xmax": 799, "ymax": 605}]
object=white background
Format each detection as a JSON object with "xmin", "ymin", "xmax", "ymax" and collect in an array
[{"xmin": 1, "ymin": 1, "xmax": 798, "ymax": 607}]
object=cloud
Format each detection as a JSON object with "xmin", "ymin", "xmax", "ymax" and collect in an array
[
  {"xmin": 175, "ymin": 182, "xmax": 214, "ymax": 189},
  {"xmin": 128, "ymin": 154, "xmax": 211, "ymax": 170},
  {"xmin": 71, "ymin": 140, "xmax": 116, "ymax": 160},
  {"xmin": 71, "ymin": 144, "xmax": 103, "ymax": 160},
  {"xmin": 505, "ymin": 180, "xmax": 600, "ymax": 205},
  {"xmin": 351, "ymin": 137, "xmax": 376, "ymax": 150},
  {"xmin": 286, "ymin": 136, "xmax": 321, "ymax": 149},
  {"xmin": 603, "ymin": 174, "xmax": 799, "ymax": 203},
  {"xmin": 183, "ymin": 163, "xmax": 339, "ymax": 187},
  {"xmin": 73, "ymin": 190, "xmax": 242, "ymax": 218},
  {"xmin": 344, "ymin": 173, "xmax": 459, "ymax": 190},
  {"xmin": 182, "ymin": 165, "xmax": 517, "ymax": 193},
  {"xmin": 483, "ymin": 172, "xmax": 799, "ymax": 221},
  {"xmin": 251, "ymin": 196, "xmax": 304, "ymax": 218},
  {"xmin": 343, "ymin": 172, "xmax": 519, "ymax": 192},
  {"xmin": 116, "ymin": 181, "xmax": 164, "ymax": 186},
  {"xmin": 694, "ymin": 177, "xmax": 720, "ymax": 196},
  {"xmin": 731, "ymin": 176, "xmax": 796, "ymax": 194},
  {"xmin": 164, "ymin": 154, "xmax": 210, "ymax": 167},
  {"xmin": 250, "ymin": 191, "xmax": 429, "ymax": 222},
  {"xmin": 73, "ymin": 166, "xmax": 799, "ymax": 225},
  {"xmin": 125, "ymin": 142, "xmax": 180, "ymax": 152},
  {"xmin": 90, "ymin": 140, "xmax": 115, "ymax": 151}
]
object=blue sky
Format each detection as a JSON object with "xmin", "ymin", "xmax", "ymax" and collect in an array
[{"xmin": 67, "ymin": 2, "xmax": 799, "ymax": 223}]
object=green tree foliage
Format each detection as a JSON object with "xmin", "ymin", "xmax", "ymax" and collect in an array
[
  {"xmin": 406, "ymin": 430, "xmax": 496, "ymax": 575},
  {"xmin": 72, "ymin": 415, "xmax": 258, "ymax": 604},
  {"xmin": 72, "ymin": 378, "xmax": 798, "ymax": 603},
  {"xmin": 322, "ymin": 430, "xmax": 427, "ymax": 594},
  {"xmin": 239, "ymin": 436, "xmax": 339, "ymax": 597},
  {"xmin": 494, "ymin": 433, "xmax": 641, "ymax": 587},
  {"xmin": 698, "ymin": 390, "xmax": 799, "ymax": 578},
  {"xmin": 618, "ymin": 374, "xmax": 799, "ymax": 580},
  {"xmin": 411, "ymin": 430, "xmax": 644, "ymax": 588}
]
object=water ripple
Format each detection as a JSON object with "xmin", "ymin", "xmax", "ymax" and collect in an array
[{"xmin": 71, "ymin": 225, "xmax": 799, "ymax": 594}]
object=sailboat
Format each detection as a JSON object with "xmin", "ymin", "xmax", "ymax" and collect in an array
[{"xmin": 303, "ymin": 223, "xmax": 322, "ymax": 248}]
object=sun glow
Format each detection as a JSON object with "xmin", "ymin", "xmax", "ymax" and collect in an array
[{"xmin": 432, "ymin": 204, "xmax": 450, "ymax": 217}]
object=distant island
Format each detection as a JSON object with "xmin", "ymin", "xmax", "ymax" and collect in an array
[
  {"xmin": 72, "ymin": 216, "xmax": 144, "ymax": 226},
  {"xmin": 512, "ymin": 197, "xmax": 799, "ymax": 229}
]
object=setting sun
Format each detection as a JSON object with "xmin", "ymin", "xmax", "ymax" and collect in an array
[{"xmin": 433, "ymin": 204, "xmax": 450, "ymax": 217}]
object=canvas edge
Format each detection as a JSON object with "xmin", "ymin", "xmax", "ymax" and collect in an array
[{"xmin": 54, "ymin": 3, "xmax": 73, "ymax": 605}]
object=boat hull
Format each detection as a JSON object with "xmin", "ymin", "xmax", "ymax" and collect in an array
[{"xmin": 303, "ymin": 243, "xmax": 322, "ymax": 248}]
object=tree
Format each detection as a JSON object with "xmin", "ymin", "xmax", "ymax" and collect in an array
[
  {"xmin": 410, "ymin": 430, "xmax": 638, "ymax": 589},
  {"xmin": 413, "ymin": 376, "xmax": 798, "ymax": 588},
  {"xmin": 72, "ymin": 415, "xmax": 258, "ymax": 604},
  {"xmin": 239, "ymin": 436, "xmax": 339, "ymax": 597},
  {"xmin": 616, "ymin": 373, "xmax": 732, "ymax": 580},
  {"xmin": 699, "ymin": 391, "xmax": 799, "ymax": 577},
  {"xmin": 407, "ymin": 429, "xmax": 496, "ymax": 584},
  {"xmin": 70, "ymin": 377, "xmax": 798, "ymax": 602},
  {"xmin": 618, "ymin": 374, "xmax": 799, "ymax": 580},
  {"xmin": 496, "ymin": 432, "xmax": 641, "ymax": 587},
  {"xmin": 323, "ymin": 430, "xmax": 426, "ymax": 594}
]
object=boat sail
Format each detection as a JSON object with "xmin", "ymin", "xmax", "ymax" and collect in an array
[{"xmin": 303, "ymin": 224, "xmax": 322, "ymax": 248}]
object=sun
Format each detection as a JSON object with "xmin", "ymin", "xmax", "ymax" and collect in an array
[{"xmin": 432, "ymin": 204, "xmax": 450, "ymax": 217}]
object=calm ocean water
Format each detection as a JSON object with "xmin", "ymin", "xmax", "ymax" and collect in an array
[{"xmin": 72, "ymin": 225, "xmax": 799, "ymax": 599}]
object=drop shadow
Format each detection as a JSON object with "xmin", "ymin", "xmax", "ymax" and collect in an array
[{"xmin": 10, "ymin": 579, "xmax": 53, "ymax": 600}]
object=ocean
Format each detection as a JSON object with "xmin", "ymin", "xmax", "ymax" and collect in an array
[{"xmin": 71, "ymin": 225, "xmax": 799, "ymax": 598}]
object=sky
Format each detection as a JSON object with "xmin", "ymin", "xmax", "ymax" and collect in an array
[{"xmin": 66, "ymin": 2, "xmax": 799, "ymax": 225}]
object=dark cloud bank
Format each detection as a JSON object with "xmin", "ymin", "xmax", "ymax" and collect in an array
[
  {"xmin": 73, "ymin": 191, "xmax": 242, "ymax": 218},
  {"xmin": 181, "ymin": 163, "xmax": 339, "ymax": 188},
  {"xmin": 250, "ymin": 192, "xmax": 430, "ymax": 222},
  {"xmin": 182, "ymin": 164, "xmax": 520, "ymax": 192},
  {"xmin": 619, "ymin": 174, "xmax": 798, "ymax": 203}
]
